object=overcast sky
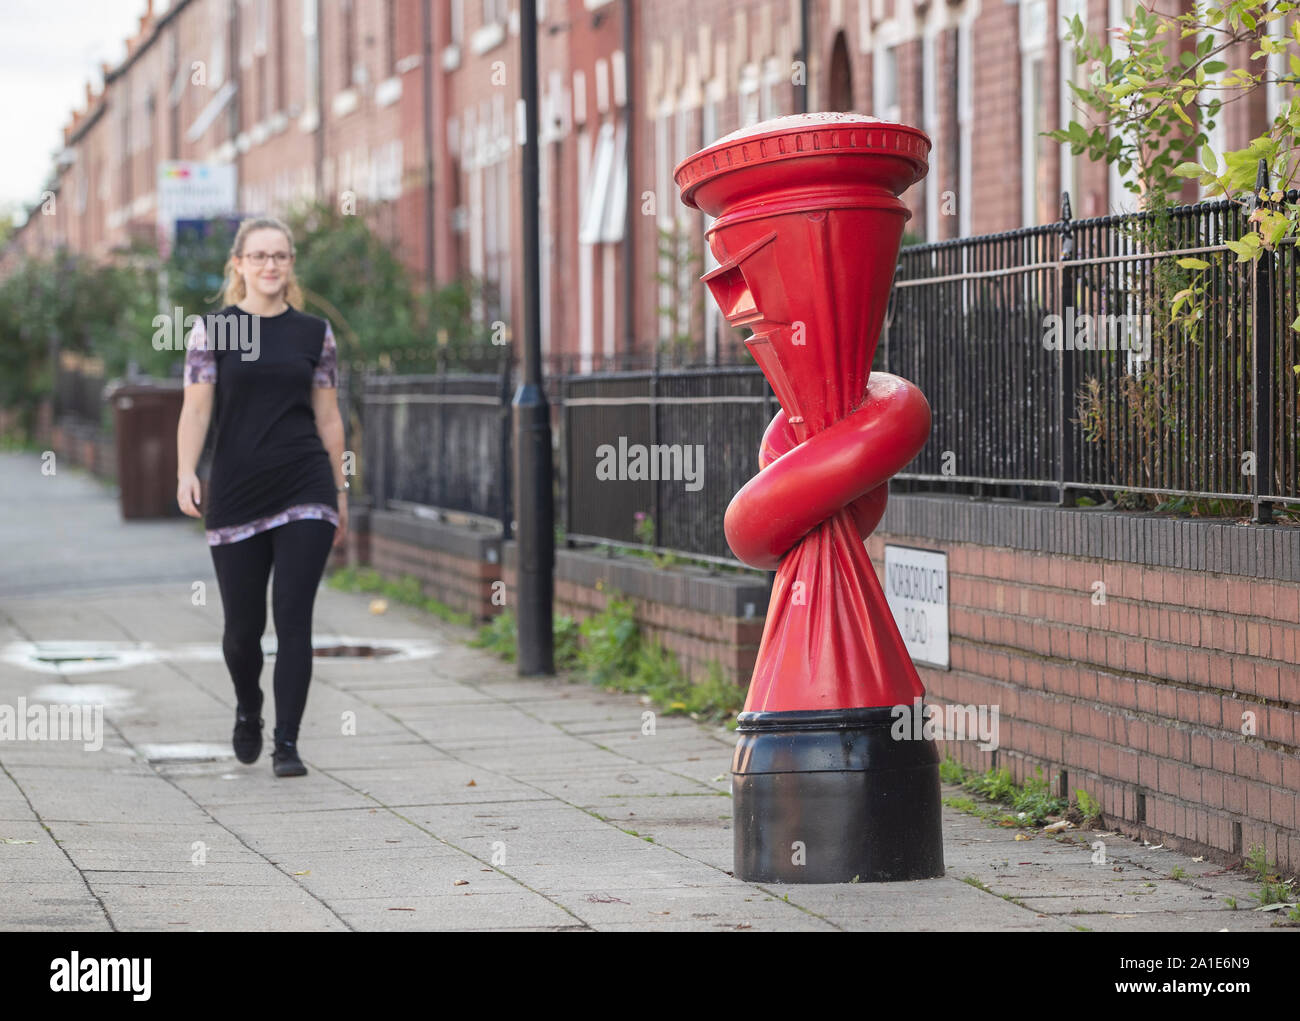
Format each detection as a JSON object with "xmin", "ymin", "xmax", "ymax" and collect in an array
[{"xmin": 0, "ymin": 0, "xmax": 155, "ymax": 217}]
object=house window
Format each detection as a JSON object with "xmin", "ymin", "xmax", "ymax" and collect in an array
[
  {"xmin": 386, "ymin": 0, "xmax": 397, "ymax": 76},
  {"xmin": 1059, "ymin": 0, "xmax": 1087, "ymax": 211},
  {"xmin": 760, "ymin": 56, "xmax": 784, "ymax": 120},
  {"xmin": 1020, "ymin": 0, "xmax": 1049, "ymax": 225},
  {"xmin": 738, "ymin": 63, "xmax": 760, "ymax": 127},
  {"xmin": 451, "ymin": 0, "xmax": 464, "ymax": 44},
  {"xmin": 343, "ymin": 0, "xmax": 357, "ymax": 88},
  {"xmin": 210, "ymin": 4, "xmax": 227, "ymax": 89},
  {"xmin": 1266, "ymin": 10, "xmax": 1287, "ymax": 125},
  {"xmin": 1107, "ymin": 0, "xmax": 1140, "ymax": 211},
  {"xmin": 1199, "ymin": 23, "xmax": 1227, "ymax": 200},
  {"xmin": 701, "ymin": 96, "xmax": 721, "ymax": 363},
  {"xmin": 304, "ymin": 0, "xmax": 319, "ymax": 112},
  {"xmin": 579, "ymin": 121, "xmax": 617, "ymax": 244},
  {"xmin": 922, "ymin": 32, "xmax": 937, "ymax": 240},
  {"xmin": 957, "ymin": 16, "xmax": 973, "ymax": 238},
  {"xmin": 874, "ymin": 44, "xmax": 900, "ymax": 122}
]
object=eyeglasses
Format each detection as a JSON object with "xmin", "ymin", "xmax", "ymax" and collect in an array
[{"xmin": 241, "ymin": 251, "xmax": 293, "ymax": 267}]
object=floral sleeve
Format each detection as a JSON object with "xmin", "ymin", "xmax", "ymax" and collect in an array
[
  {"xmin": 313, "ymin": 320, "xmax": 338, "ymax": 388},
  {"xmin": 183, "ymin": 315, "xmax": 217, "ymax": 385}
]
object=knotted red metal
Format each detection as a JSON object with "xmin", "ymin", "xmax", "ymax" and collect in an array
[{"xmin": 676, "ymin": 113, "xmax": 933, "ymax": 713}]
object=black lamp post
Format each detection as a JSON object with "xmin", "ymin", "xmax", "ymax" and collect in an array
[{"xmin": 512, "ymin": 0, "xmax": 554, "ymax": 675}]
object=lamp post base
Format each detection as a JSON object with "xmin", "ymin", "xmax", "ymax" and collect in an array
[{"xmin": 731, "ymin": 706, "xmax": 945, "ymax": 883}]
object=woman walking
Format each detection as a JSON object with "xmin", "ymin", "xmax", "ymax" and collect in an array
[{"xmin": 175, "ymin": 216, "xmax": 349, "ymax": 778}]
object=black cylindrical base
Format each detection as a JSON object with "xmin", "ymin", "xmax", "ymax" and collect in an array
[{"xmin": 732, "ymin": 706, "xmax": 945, "ymax": 883}]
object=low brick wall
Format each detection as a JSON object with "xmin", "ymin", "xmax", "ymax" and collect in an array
[
  {"xmin": 354, "ymin": 508, "xmax": 502, "ymax": 620},
  {"xmin": 502, "ymin": 543, "xmax": 771, "ymax": 686},
  {"xmin": 871, "ymin": 494, "xmax": 1300, "ymax": 874}
]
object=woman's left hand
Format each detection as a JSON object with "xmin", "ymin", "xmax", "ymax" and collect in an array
[{"xmin": 334, "ymin": 493, "xmax": 349, "ymax": 549}]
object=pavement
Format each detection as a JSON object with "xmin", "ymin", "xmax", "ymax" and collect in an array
[{"xmin": 0, "ymin": 450, "xmax": 1288, "ymax": 932}]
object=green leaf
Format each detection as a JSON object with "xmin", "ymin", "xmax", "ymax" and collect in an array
[
  {"xmin": 1177, "ymin": 257, "xmax": 1211, "ymax": 270},
  {"xmin": 1224, "ymin": 236, "xmax": 1262, "ymax": 261},
  {"xmin": 1174, "ymin": 161, "xmax": 1205, "ymax": 177}
]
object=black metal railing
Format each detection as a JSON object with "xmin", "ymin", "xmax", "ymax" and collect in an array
[
  {"xmin": 361, "ymin": 370, "xmax": 511, "ymax": 528},
  {"xmin": 54, "ymin": 352, "xmax": 108, "ymax": 427},
  {"xmin": 559, "ymin": 366, "xmax": 773, "ymax": 563},
  {"xmin": 357, "ymin": 179, "xmax": 1298, "ymax": 559},
  {"xmin": 885, "ymin": 179, "xmax": 1299, "ymax": 522}
]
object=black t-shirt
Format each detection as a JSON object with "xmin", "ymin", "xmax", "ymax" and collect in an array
[{"xmin": 183, "ymin": 303, "xmax": 339, "ymax": 530}]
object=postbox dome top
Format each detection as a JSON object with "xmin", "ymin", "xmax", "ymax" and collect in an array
[
  {"xmin": 712, "ymin": 111, "xmax": 893, "ymax": 145},
  {"xmin": 674, "ymin": 111, "xmax": 930, "ymax": 211}
]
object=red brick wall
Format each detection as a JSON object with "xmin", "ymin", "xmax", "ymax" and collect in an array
[
  {"xmin": 368, "ymin": 532, "xmax": 500, "ymax": 620},
  {"xmin": 970, "ymin": 2, "xmax": 1023, "ymax": 233},
  {"xmin": 500, "ymin": 549, "xmax": 766, "ymax": 685},
  {"xmin": 547, "ymin": 575, "xmax": 766, "ymax": 685},
  {"xmin": 867, "ymin": 531, "xmax": 1300, "ymax": 874}
]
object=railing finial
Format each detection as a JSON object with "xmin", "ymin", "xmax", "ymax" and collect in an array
[
  {"xmin": 1060, "ymin": 191, "xmax": 1075, "ymax": 260},
  {"xmin": 1253, "ymin": 158, "xmax": 1270, "ymax": 207}
]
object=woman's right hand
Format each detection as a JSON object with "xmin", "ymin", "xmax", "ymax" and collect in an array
[{"xmin": 177, "ymin": 472, "xmax": 203, "ymax": 518}]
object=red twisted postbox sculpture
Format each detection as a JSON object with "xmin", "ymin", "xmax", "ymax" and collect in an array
[{"xmin": 676, "ymin": 113, "xmax": 945, "ymax": 883}]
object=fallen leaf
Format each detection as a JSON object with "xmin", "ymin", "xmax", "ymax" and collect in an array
[
  {"xmin": 369, "ymin": 598, "xmax": 388, "ymax": 615},
  {"xmin": 1192, "ymin": 856, "xmax": 1205, "ymax": 862},
  {"xmin": 466, "ymin": 779, "xmax": 477, "ymax": 787},
  {"xmin": 1044, "ymin": 820, "xmax": 1074, "ymax": 833},
  {"xmin": 387, "ymin": 907, "xmax": 415, "ymax": 911},
  {"xmin": 453, "ymin": 879, "xmax": 469, "ymax": 886},
  {"xmin": 1015, "ymin": 833, "xmax": 1032, "ymax": 841},
  {"xmin": 586, "ymin": 893, "xmax": 629, "ymax": 904},
  {"xmin": 292, "ymin": 870, "xmax": 310, "ymax": 876}
]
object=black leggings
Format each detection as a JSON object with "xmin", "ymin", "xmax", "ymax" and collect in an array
[{"xmin": 209, "ymin": 519, "xmax": 336, "ymax": 745}]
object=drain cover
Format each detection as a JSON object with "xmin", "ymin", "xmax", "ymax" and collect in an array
[{"xmin": 313, "ymin": 643, "xmax": 400, "ymax": 658}]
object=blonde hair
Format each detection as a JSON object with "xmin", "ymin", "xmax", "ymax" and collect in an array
[{"xmin": 218, "ymin": 216, "xmax": 306, "ymax": 309}]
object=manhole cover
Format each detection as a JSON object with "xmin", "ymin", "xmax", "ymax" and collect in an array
[{"xmin": 313, "ymin": 643, "xmax": 400, "ymax": 659}]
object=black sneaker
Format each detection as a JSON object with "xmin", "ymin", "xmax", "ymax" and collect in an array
[
  {"xmin": 272, "ymin": 739, "xmax": 308, "ymax": 778},
  {"xmin": 233, "ymin": 710, "xmax": 263, "ymax": 764}
]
